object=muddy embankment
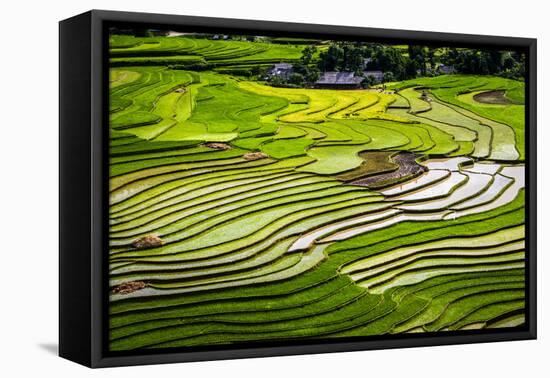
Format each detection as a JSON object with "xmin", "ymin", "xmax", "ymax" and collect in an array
[
  {"xmin": 336, "ymin": 151, "xmax": 397, "ymax": 182},
  {"xmin": 344, "ymin": 151, "xmax": 427, "ymax": 189},
  {"xmin": 473, "ymin": 90, "xmax": 512, "ymax": 105}
]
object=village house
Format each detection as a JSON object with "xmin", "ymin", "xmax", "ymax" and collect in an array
[
  {"xmin": 437, "ymin": 64, "xmax": 456, "ymax": 75},
  {"xmin": 266, "ymin": 63, "xmax": 294, "ymax": 80},
  {"xmin": 314, "ymin": 71, "xmax": 363, "ymax": 89}
]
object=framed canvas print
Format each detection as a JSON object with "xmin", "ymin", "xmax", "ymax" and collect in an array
[{"xmin": 59, "ymin": 10, "xmax": 537, "ymax": 368}]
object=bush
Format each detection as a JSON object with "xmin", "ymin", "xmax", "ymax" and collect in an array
[
  {"xmin": 360, "ymin": 75, "xmax": 376, "ymax": 88},
  {"xmin": 383, "ymin": 71, "xmax": 395, "ymax": 82},
  {"xmin": 288, "ymin": 73, "xmax": 305, "ymax": 86}
]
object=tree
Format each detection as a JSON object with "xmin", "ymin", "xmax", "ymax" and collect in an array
[
  {"xmin": 427, "ymin": 47, "xmax": 437, "ymax": 72},
  {"xmin": 361, "ymin": 75, "xmax": 376, "ymax": 88},
  {"xmin": 343, "ymin": 43, "xmax": 364, "ymax": 72},
  {"xmin": 502, "ymin": 52, "xmax": 516, "ymax": 70},
  {"xmin": 294, "ymin": 45, "xmax": 321, "ymax": 85},
  {"xmin": 371, "ymin": 46, "xmax": 407, "ymax": 79},
  {"xmin": 405, "ymin": 58, "xmax": 419, "ymax": 79},
  {"xmin": 408, "ymin": 45, "xmax": 427, "ymax": 75},
  {"xmin": 487, "ymin": 50, "xmax": 504, "ymax": 73},
  {"xmin": 383, "ymin": 71, "xmax": 395, "ymax": 82},
  {"xmin": 478, "ymin": 51, "xmax": 491, "ymax": 75},
  {"xmin": 301, "ymin": 45, "xmax": 317, "ymax": 66},
  {"xmin": 268, "ymin": 75, "xmax": 285, "ymax": 87},
  {"xmin": 319, "ymin": 44, "xmax": 344, "ymax": 71},
  {"xmin": 304, "ymin": 66, "xmax": 320, "ymax": 83},
  {"xmin": 288, "ymin": 73, "xmax": 305, "ymax": 86}
]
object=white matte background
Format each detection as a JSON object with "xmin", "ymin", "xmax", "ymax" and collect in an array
[{"xmin": 1, "ymin": 0, "xmax": 547, "ymax": 376}]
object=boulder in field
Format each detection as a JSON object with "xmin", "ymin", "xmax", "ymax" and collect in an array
[
  {"xmin": 132, "ymin": 234, "xmax": 164, "ymax": 249},
  {"xmin": 203, "ymin": 142, "xmax": 231, "ymax": 150},
  {"xmin": 243, "ymin": 151, "xmax": 268, "ymax": 161},
  {"xmin": 112, "ymin": 281, "xmax": 147, "ymax": 295}
]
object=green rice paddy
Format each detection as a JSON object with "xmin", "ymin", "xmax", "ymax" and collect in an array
[{"xmin": 108, "ymin": 33, "xmax": 526, "ymax": 351}]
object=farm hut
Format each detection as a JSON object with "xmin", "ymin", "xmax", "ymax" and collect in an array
[
  {"xmin": 314, "ymin": 71, "xmax": 363, "ymax": 89},
  {"xmin": 362, "ymin": 70, "xmax": 384, "ymax": 83},
  {"xmin": 437, "ymin": 64, "xmax": 456, "ymax": 74},
  {"xmin": 267, "ymin": 63, "xmax": 294, "ymax": 80}
]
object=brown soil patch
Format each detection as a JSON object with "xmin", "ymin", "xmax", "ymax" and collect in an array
[
  {"xmin": 112, "ymin": 281, "xmax": 148, "ymax": 295},
  {"xmin": 132, "ymin": 234, "xmax": 164, "ymax": 249},
  {"xmin": 351, "ymin": 152, "xmax": 427, "ymax": 189},
  {"xmin": 203, "ymin": 142, "xmax": 231, "ymax": 150},
  {"xmin": 243, "ymin": 151, "xmax": 268, "ymax": 161},
  {"xmin": 337, "ymin": 151, "xmax": 397, "ymax": 182},
  {"xmin": 473, "ymin": 90, "xmax": 512, "ymax": 105}
]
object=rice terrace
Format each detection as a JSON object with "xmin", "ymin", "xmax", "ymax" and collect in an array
[{"xmin": 107, "ymin": 28, "xmax": 527, "ymax": 351}]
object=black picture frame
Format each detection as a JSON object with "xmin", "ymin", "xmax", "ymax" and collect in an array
[{"xmin": 59, "ymin": 9, "xmax": 537, "ymax": 368}]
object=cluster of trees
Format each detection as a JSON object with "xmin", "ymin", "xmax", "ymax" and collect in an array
[
  {"xmin": 267, "ymin": 45, "xmax": 321, "ymax": 87},
  {"xmin": 369, "ymin": 45, "xmax": 418, "ymax": 80},
  {"xmin": 267, "ymin": 42, "xmax": 435, "ymax": 87},
  {"xmin": 290, "ymin": 46, "xmax": 321, "ymax": 85},
  {"xmin": 316, "ymin": 43, "xmax": 439, "ymax": 81},
  {"xmin": 407, "ymin": 46, "xmax": 438, "ymax": 76},
  {"xmin": 317, "ymin": 43, "xmax": 370, "ymax": 73},
  {"xmin": 440, "ymin": 48, "xmax": 525, "ymax": 79},
  {"xmin": 267, "ymin": 42, "xmax": 525, "ymax": 88},
  {"xmin": 317, "ymin": 43, "xmax": 525, "ymax": 80}
]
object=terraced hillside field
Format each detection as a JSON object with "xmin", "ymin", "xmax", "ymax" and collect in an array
[{"xmin": 108, "ymin": 33, "xmax": 527, "ymax": 351}]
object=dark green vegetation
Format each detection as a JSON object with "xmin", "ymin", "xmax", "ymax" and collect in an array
[
  {"xmin": 440, "ymin": 48, "xmax": 525, "ymax": 79},
  {"xmin": 269, "ymin": 42, "xmax": 525, "ymax": 88},
  {"xmin": 108, "ymin": 32, "xmax": 526, "ymax": 351}
]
